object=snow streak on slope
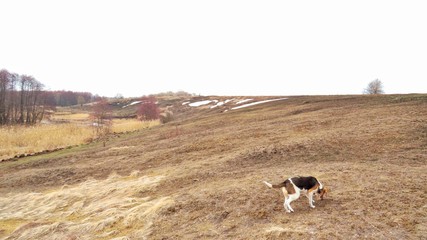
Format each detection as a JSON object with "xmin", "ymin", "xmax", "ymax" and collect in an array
[
  {"xmin": 122, "ymin": 101, "xmax": 142, "ymax": 108},
  {"xmin": 235, "ymin": 99, "xmax": 253, "ymax": 105},
  {"xmin": 231, "ymin": 98, "xmax": 288, "ymax": 110},
  {"xmin": 189, "ymin": 100, "xmax": 214, "ymax": 107}
]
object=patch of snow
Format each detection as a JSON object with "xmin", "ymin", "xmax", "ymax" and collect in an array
[
  {"xmin": 108, "ymin": 146, "xmax": 136, "ymax": 151},
  {"xmin": 236, "ymin": 99, "xmax": 253, "ymax": 105},
  {"xmin": 210, "ymin": 101, "xmax": 225, "ymax": 109},
  {"xmin": 224, "ymin": 99, "xmax": 234, "ymax": 104},
  {"xmin": 231, "ymin": 98, "xmax": 288, "ymax": 110},
  {"xmin": 182, "ymin": 101, "xmax": 190, "ymax": 105},
  {"xmin": 122, "ymin": 101, "xmax": 142, "ymax": 108},
  {"xmin": 189, "ymin": 100, "xmax": 213, "ymax": 107}
]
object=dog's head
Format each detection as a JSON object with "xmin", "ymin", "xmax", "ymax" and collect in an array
[{"xmin": 317, "ymin": 187, "xmax": 328, "ymax": 200}]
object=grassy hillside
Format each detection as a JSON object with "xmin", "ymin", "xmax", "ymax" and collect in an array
[{"xmin": 1, "ymin": 94, "xmax": 426, "ymax": 239}]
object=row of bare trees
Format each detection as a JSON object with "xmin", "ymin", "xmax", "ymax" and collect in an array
[
  {"xmin": 0, "ymin": 69, "xmax": 46, "ymax": 125},
  {"xmin": 45, "ymin": 91, "xmax": 94, "ymax": 107}
]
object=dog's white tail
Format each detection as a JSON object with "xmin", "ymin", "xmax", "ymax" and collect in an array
[
  {"xmin": 263, "ymin": 181, "xmax": 273, "ymax": 188},
  {"xmin": 263, "ymin": 181, "xmax": 286, "ymax": 189}
]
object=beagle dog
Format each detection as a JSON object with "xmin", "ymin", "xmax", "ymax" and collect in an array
[{"xmin": 264, "ymin": 176, "xmax": 327, "ymax": 213}]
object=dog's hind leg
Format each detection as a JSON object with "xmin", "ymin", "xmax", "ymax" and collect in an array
[
  {"xmin": 281, "ymin": 187, "xmax": 291, "ymax": 213},
  {"xmin": 283, "ymin": 197, "xmax": 291, "ymax": 213},
  {"xmin": 286, "ymin": 192, "xmax": 300, "ymax": 213}
]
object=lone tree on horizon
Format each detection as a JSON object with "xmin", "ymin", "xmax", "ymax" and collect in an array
[{"xmin": 364, "ymin": 79, "xmax": 384, "ymax": 94}]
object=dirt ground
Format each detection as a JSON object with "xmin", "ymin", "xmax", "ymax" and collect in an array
[{"xmin": 1, "ymin": 94, "xmax": 426, "ymax": 239}]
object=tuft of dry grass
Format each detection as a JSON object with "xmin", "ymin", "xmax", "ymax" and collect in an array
[{"xmin": 0, "ymin": 172, "xmax": 172, "ymax": 239}]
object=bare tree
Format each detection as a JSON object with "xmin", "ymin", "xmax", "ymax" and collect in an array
[
  {"xmin": 91, "ymin": 99, "xmax": 112, "ymax": 146},
  {"xmin": 364, "ymin": 79, "xmax": 384, "ymax": 94},
  {"xmin": 0, "ymin": 69, "xmax": 10, "ymax": 124},
  {"xmin": 18, "ymin": 75, "xmax": 45, "ymax": 124},
  {"xmin": 0, "ymin": 70, "xmax": 46, "ymax": 125},
  {"xmin": 77, "ymin": 95, "xmax": 86, "ymax": 108}
]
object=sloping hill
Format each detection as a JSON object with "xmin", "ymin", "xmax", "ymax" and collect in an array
[{"xmin": 1, "ymin": 94, "xmax": 426, "ymax": 239}]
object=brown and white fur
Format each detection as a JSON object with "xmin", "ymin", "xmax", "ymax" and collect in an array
[{"xmin": 263, "ymin": 176, "xmax": 327, "ymax": 213}]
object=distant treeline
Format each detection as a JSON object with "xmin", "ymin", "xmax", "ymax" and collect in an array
[
  {"xmin": 0, "ymin": 69, "xmax": 98, "ymax": 125},
  {"xmin": 154, "ymin": 91, "xmax": 195, "ymax": 97},
  {"xmin": 44, "ymin": 91, "xmax": 95, "ymax": 107}
]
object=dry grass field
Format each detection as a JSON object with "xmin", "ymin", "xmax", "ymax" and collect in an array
[
  {"xmin": 0, "ymin": 94, "xmax": 426, "ymax": 239},
  {"xmin": 111, "ymin": 119, "xmax": 160, "ymax": 133},
  {"xmin": 0, "ymin": 111, "xmax": 160, "ymax": 160},
  {"xmin": 0, "ymin": 124, "xmax": 94, "ymax": 160}
]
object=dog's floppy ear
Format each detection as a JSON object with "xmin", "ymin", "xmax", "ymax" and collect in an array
[
  {"xmin": 320, "ymin": 187, "xmax": 328, "ymax": 200},
  {"xmin": 318, "ymin": 188, "xmax": 329, "ymax": 200}
]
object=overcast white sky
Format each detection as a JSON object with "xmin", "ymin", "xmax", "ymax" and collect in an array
[{"xmin": 1, "ymin": 0, "xmax": 426, "ymax": 97}]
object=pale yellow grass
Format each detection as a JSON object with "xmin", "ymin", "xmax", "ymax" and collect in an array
[
  {"xmin": 0, "ymin": 172, "xmax": 172, "ymax": 240},
  {"xmin": 0, "ymin": 124, "xmax": 93, "ymax": 160},
  {"xmin": 111, "ymin": 119, "xmax": 160, "ymax": 133},
  {"xmin": 50, "ymin": 113, "xmax": 91, "ymax": 122},
  {"xmin": 0, "ymin": 120, "xmax": 159, "ymax": 160}
]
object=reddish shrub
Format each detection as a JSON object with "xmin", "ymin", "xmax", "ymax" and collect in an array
[{"xmin": 138, "ymin": 96, "xmax": 160, "ymax": 121}]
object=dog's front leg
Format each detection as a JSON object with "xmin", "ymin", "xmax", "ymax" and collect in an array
[
  {"xmin": 308, "ymin": 193, "xmax": 315, "ymax": 208},
  {"xmin": 304, "ymin": 193, "xmax": 315, "ymax": 206}
]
